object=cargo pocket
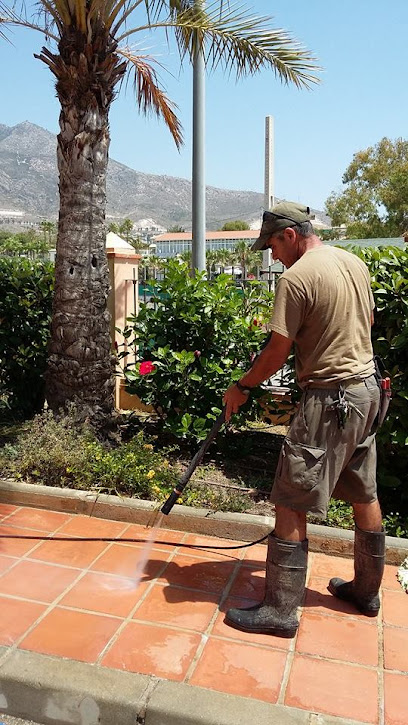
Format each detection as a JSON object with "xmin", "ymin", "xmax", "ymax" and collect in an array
[{"xmin": 279, "ymin": 438, "xmax": 326, "ymax": 490}]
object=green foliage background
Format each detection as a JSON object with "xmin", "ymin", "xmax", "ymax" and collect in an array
[
  {"xmin": 351, "ymin": 246, "xmax": 408, "ymax": 515},
  {"xmin": 0, "ymin": 257, "xmax": 54, "ymax": 420}
]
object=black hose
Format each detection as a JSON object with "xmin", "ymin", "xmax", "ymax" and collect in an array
[{"xmin": 161, "ymin": 407, "xmax": 226, "ymax": 515}]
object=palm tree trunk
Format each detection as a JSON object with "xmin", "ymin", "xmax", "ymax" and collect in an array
[{"xmin": 46, "ymin": 107, "xmax": 115, "ymax": 422}]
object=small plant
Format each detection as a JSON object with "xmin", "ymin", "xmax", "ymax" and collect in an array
[{"xmin": 2, "ymin": 410, "xmax": 178, "ymax": 501}]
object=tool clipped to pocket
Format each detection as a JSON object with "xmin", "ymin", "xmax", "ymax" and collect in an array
[
  {"xmin": 327, "ymin": 386, "xmax": 364, "ymax": 429},
  {"xmin": 378, "ymin": 376, "xmax": 392, "ymax": 427},
  {"xmin": 374, "ymin": 355, "xmax": 392, "ymax": 427}
]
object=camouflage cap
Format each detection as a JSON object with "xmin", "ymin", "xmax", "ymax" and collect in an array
[{"xmin": 252, "ymin": 201, "xmax": 313, "ymax": 251}]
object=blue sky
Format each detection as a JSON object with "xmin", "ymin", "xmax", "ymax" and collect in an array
[{"xmin": 1, "ymin": 0, "xmax": 407, "ymax": 212}]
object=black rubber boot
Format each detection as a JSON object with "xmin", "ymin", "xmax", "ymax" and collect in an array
[
  {"xmin": 328, "ymin": 525, "xmax": 385, "ymax": 616},
  {"xmin": 225, "ymin": 535, "xmax": 308, "ymax": 638}
]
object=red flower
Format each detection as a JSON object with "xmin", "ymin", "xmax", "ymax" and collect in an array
[
  {"xmin": 139, "ymin": 361, "xmax": 156, "ymax": 375},
  {"xmin": 252, "ymin": 318, "xmax": 258, "ymax": 326},
  {"xmin": 194, "ymin": 350, "xmax": 201, "ymax": 358}
]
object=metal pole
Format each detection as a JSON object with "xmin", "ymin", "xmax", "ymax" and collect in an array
[
  {"xmin": 191, "ymin": 0, "xmax": 206, "ymax": 274},
  {"xmin": 263, "ymin": 115, "xmax": 275, "ymax": 269}
]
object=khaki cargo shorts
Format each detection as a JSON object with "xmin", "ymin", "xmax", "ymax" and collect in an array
[{"xmin": 270, "ymin": 375, "xmax": 380, "ymax": 519}]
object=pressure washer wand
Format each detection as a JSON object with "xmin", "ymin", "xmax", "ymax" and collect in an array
[{"xmin": 161, "ymin": 407, "xmax": 226, "ymax": 515}]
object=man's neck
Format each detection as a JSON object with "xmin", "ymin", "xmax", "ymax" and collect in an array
[{"xmin": 301, "ymin": 235, "xmax": 324, "ymax": 254}]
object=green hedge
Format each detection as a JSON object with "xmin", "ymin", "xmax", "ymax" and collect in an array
[
  {"xmin": 0, "ymin": 257, "xmax": 54, "ymax": 420},
  {"xmin": 353, "ymin": 246, "xmax": 408, "ymax": 520}
]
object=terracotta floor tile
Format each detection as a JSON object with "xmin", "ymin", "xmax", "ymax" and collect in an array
[
  {"xmin": 384, "ymin": 671, "xmax": 408, "ymax": 725},
  {"xmin": 286, "ymin": 654, "xmax": 378, "ymax": 723},
  {"xmin": 383, "ymin": 564, "xmax": 402, "ymax": 591},
  {"xmin": 57, "ymin": 515, "xmax": 128, "ymax": 539},
  {"xmin": 382, "ymin": 589, "xmax": 408, "ymax": 628},
  {"xmin": 241, "ymin": 543, "xmax": 267, "ymax": 568},
  {"xmin": 90, "ymin": 543, "xmax": 170, "ymax": 580},
  {"xmin": 304, "ymin": 576, "xmax": 377, "ymax": 619},
  {"xmin": 228, "ymin": 565, "xmax": 265, "ymax": 600},
  {"xmin": 158, "ymin": 554, "xmax": 236, "ymax": 594},
  {"xmin": 296, "ymin": 611, "xmax": 378, "ymax": 666},
  {"xmin": 134, "ymin": 584, "xmax": 218, "ymax": 631},
  {"xmin": 0, "ymin": 524, "xmax": 45, "ymax": 557},
  {"xmin": 29, "ymin": 537, "xmax": 109, "ymax": 568},
  {"xmin": 19, "ymin": 607, "xmax": 120, "ymax": 663},
  {"xmin": 0, "ymin": 504, "xmax": 19, "ymax": 519},
  {"xmin": 0, "ymin": 560, "xmax": 79, "ymax": 603},
  {"xmin": 189, "ymin": 637, "xmax": 287, "ymax": 702},
  {"xmin": 60, "ymin": 571, "xmax": 148, "ymax": 617},
  {"xmin": 0, "ymin": 596, "xmax": 46, "ymax": 646},
  {"xmin": 102, "ymin": 620, "xmax": 201, "ymax": 680},
  {"xmin": 211, "ymin": 596, "xmax": 291, "ymax": 650},
  {"xmin": 0, "ymin": 554, "xmax": 18, "ymax": 575},
  {"xmin": 6, "ymin": 507, "xmax": 72, "ymax": 532},
  {"xmin": 119, "ymin": 524, "xmax": 184, "ymax": 552},
  {"xmin": 384, "ymin": 625, "xmax": 408, "ymax": 672},
  {"xmin": 182, "ymin": 534, "xmax": 243, "ymax": 561},
  {"xmin": 309, "ymin": 552, "xmax": 354, "ymax": 581}
]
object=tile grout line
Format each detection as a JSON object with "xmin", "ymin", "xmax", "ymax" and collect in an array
[
  {"xmin": 0, "ymin": 515, "xmax": 139, "ymax": 664},
  {"xmin": 276, "ymin": 552, "xmax": 316, "ymax": 705},
  {"xmin": 183, "ymin": 552, "xmax": 246, "ymax": 683},
  {"xmin": 95, "ymin": 530, "xmax": 191, "ymax": 665},
  {"xmin": 377, "ymin": 592, "xmax": 385, "ymax": 725}
]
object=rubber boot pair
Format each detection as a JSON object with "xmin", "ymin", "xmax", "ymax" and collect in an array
[
  {"xmin": 328, "ymin": 524, "xmax": 385, "ymax": 616},
  {"xmin": 225, "ymin": 534, "xmax": 308, "ymax": 638}
]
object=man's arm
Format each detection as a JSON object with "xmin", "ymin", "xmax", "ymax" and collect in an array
[{"xmin": 223, "ymin": 331, "xmax": 293, "ymax": 421}]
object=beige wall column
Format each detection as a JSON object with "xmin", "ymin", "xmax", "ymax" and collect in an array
[{"xmin": 107, "ymin": 252, "xmax": 141, "ymax": 409}]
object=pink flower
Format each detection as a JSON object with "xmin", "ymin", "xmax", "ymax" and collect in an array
[
  {"xmin": 194, "ymin": 350, "xmax": 201, "ymax": 358},
  {"xmin": 139, "ymin": 361, "xmax": 156, "ymax": 375}
]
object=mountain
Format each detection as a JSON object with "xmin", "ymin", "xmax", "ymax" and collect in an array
[{"xmin": 0, "ymin": 121, "xmax": 329, "ymax": 230}]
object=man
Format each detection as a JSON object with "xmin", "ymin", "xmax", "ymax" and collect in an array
[{"xmin": 223, "ymin": 201, "xmax": 384, "ymax": 638}]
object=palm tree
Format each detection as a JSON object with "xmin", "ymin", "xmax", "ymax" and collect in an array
[{"xmin": 1, "ymin": 0, "xmax": 319, "ymax": 424}]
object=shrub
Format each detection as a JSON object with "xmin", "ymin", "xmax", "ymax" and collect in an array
[
  {"xmin": 121, "ymin": 260, "xmax": 274, "ymax": 441},
  {"xmin": 352, "ymin": 246, "xmax": 408, "ymax": 520},
  {"xmin": 1, "ymin": 410, "xmax": 178, "ymax": 500},
  {"xmin": 0, "ymin": 257, "xmax": 54, "ymax": 420}
]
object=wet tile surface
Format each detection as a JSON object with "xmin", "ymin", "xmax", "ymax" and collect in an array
[{"xmin": 0, "ymin": 505, "xmax": 405, "ymax": 724}]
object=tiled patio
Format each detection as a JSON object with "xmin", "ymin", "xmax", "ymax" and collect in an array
[{"xmin": 0, "ymin": 502, "xmax": 406, "ymax": 725}]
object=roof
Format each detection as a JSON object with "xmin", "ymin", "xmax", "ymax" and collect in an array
[
  {"xmin": 106, "ymin": 231, "xmax": 136, "ymax": 253},
  {"xmin": 153, "ymin": 230, "xmax": 260, "ymax": 242}
]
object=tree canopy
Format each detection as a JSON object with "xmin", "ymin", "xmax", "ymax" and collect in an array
[
  {"xmin": 220, "ymin": 220, "xmax": 250, "ymax": 231},
  {"xmin": 325, "ymin": 137, "xmax": 408, "ymax": 239}
]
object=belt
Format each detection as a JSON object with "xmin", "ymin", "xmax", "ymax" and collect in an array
[{"xmin": 306, "ymin": 375, "xmax": 375, "ymax": 390}]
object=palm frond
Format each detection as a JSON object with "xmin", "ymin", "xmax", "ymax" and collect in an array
[
  {"xmin": 122, "ymin": 0, "xmax": 320, "ymax": 89},
  {"xmin": 118, "ymin": 46, "xmax": 183, "ymax": 148}
]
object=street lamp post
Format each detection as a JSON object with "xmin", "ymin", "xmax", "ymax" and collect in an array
[{"xmin": 191, "ymin": 0, "xmax": 206, "ymax": 274}]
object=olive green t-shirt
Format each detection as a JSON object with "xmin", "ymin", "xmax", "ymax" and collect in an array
[{"xmin": 270, "ymin": 246, "xmax": 375, "ymax": 387}]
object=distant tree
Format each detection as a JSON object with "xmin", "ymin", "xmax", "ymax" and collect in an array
[
  {"xmin": 230, "ymin": 240, "xmax": 260, "ymax": 272},
  {"xmin": 320, "ymin": 228, "xmax": 341, "ymax": 242},
  {"xmin": 0, "ymin": 230, "xmax": 48, "ymax": 258},
  {"xmin": 167, "ymin": 225, "xmax": 186, "ymax": 233},
  {"xmin": 118, "ymin": 218, "xmax": 134, "ymax": 242},
  {"xmin": 220, "ymin": 220, "xmax": 250, "ymax": 231},
  {"xmin": 326, "ymin": 138, "xmax": 408, "ymax": 238},
  {"xmin": 107, "ymin": 222, "xmax": 120, "ymax": 233},
  {"xmin": 39, "ymin": 220, "xmax": 56, "ymax": 247}
]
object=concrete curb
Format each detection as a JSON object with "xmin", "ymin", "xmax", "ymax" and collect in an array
[
  {"xmin": 0, "ymin": 478, "xmax": 407, "ymax": 565},
  {"xmin": 0, "ymin": 648, "xmax": 373, "ymax": 725}
]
